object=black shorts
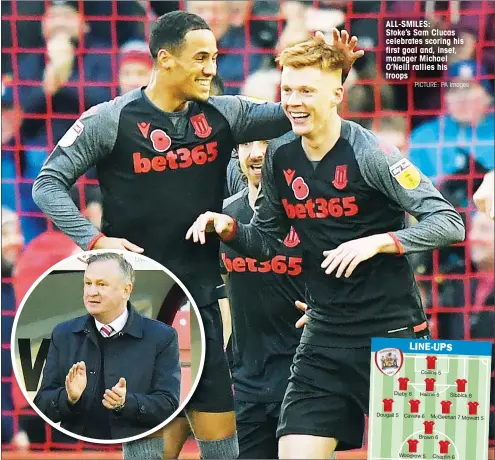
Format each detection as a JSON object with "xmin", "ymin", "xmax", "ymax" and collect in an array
[
  {"xmin": 277, "ymin": 327, "xmax": 430, "ymax": 450},
  {"xmin": 185, "ymin": 302, "xmax": 234, "ymax": 413},
  {"xmin": 235, "ymin": 400, "xmax": 281, "ymax": 459}
]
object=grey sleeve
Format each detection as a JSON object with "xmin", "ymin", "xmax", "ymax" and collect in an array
[
  {"xmin": 227, "ymin": 145, "xmax": 292, "ymax": 260},
  {"xmin": 209, "ymin": 96, "xmax": 291, "ymax": 144},
  {"xmin": 357, "ymin": 145, "xmax": 465, "ymax": 254},
  {"xmin": 32, "ymin": 101, "xmax": 119, "ymax": 250}
]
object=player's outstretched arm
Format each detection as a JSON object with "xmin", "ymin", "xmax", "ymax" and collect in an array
[
  {"xmin": 187, "ymin": 145, "xmax": 291, "ymax": 260},
  {"xmin": 209, "ymin": 28, "xmax": 364, "ymax": 145}
]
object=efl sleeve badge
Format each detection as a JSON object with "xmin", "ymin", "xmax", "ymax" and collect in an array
[{"xmin": 389, "ymin": 158, "xmax": 421, "ymax": 190}]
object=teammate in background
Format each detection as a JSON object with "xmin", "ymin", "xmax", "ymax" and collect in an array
[
  {"xmin": 473, "ymin": 170, "xmax": 494, "ymax": 219},
  {"xmin": 32, "ymin": 9, "xmax": 362, "ymax": 458},
  {"xmin": 186, "ymin": 39, "xmax": 465, "ymax": 458},
  {"xmin": 220, "ymin": 140, "xmax": 304, "ymax": 458}
]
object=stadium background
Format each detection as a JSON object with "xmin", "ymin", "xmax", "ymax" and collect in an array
[{"xmin": 1, "ymin": 0, "xmax": 493, "ymax": 458}]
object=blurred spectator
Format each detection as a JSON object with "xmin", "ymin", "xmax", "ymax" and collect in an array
[
  {"xmin": 474, "ymin": 170, "xmax": 495, "ymax": 219},
  {"xmin": 1, "ymin": 208, "xmax": 24, "ymax": 444},
  {"xmin": 2, "ymin": 0, "xmax": 113, "ymax": 243},
  {"xmin": 2, "ymin": 0, "xmax": 113, "ymax": 148},
  {"xmin": 187, "ymin": 1, "xmax": 264, "ymax": 95},
  {"xmin": 374, "ymin": 116, "xmax": 407, "ymax": 153},
  {"xmin": 416, "ymin": 209, "xmax": 493, "ymax": 343},
  {"xmin": 2, "ymin": 208, "xmax": 24, "ymax": 278},
  {"xmin": 409, "ymin": 60, "xmax": 494, "ymax": 181},
  {"xmin": 118, "ymin": 40, "xmax": 153, "ymax": 95},
  {"xmin": 241, "ymin": 68, "xmax": 280, "ymax": 102}
]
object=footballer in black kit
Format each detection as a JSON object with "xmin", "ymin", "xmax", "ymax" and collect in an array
[
  {"xmin": 220, "ymin": 141, "xmax": 304, "ymax": 458},
  {"xmin": 187, "ymin": 39, "xmax": 465, "ymax": 458}
]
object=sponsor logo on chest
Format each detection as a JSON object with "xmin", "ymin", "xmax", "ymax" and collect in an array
[
  {"xmin": 280, "ymin": 165, "xmax": 359, "ymax": 219},
  {"xmin": 132, "ymin": 115, "xmax": 218, "ymax": 173}
]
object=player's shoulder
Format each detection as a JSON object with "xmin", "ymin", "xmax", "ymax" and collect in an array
[
  {"xmin": 52, "ymin": 314, "xmax": 89, "ymax": 337},
  {"xmin": 341, "ymin": 118, "xmax": 402, "ymax": 166},
  {"xmin": 223, "ymin": 188, "xmax": 248, "ymax": 213},
  {"xmin": 341, "ymin": 119, "xmax": 383, "ymax": 154},
  {"xmin": 79, "ymin": 89, "xmax": 143, "ymax": 123},
  {"xmin": 269, "ymin": 131, "xmax": 299, "ymax": 156}
]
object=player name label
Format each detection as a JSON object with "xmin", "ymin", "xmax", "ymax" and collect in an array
[{"xmin": 369, "ymin": 338, "xmax": 492, "ymax": 460}]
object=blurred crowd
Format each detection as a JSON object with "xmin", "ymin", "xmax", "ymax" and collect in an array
[{"xmin": 1, "ymin": 0, "xmax": 494, "ymax": 451}]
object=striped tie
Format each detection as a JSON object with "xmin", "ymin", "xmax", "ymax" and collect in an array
[{"xmin": 100, "ymin": 324, "xmax": 114, "ymax": 338}]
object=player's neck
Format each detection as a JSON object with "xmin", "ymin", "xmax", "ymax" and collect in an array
[
  {"xmin": 302, "ymin": 114, "xmax": 341, "ymax": 161},
  {"xmin": 144, "ymin": 74, "xmax": 189, "ymax": 113},
  {"xmin": 247, "ymin": 182, "xmax": 258, "ymax": 210}
]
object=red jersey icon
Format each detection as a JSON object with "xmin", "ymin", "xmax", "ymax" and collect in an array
[
  {"xmin": 425, "ymin": 378, "xmax": 436, "ymax": 392},
  {"xmin": 440, "ymin": 400, "xmax": 453, "ymax": 414},
  {"xmin": 398, "ymin": 377, "xmax": 409, "ymax": 391},
  {"xmin": 467, "ymin": 401, "xmax": 479, "ymax": 415},
  {"xmin": 407, "ymin": 439, "xmax": 419, "ymax": 453},
  {"xmin": 424, "ymin": 420, "xmax": 435, "ymax": 434},
  {"xmin": 438, "ymin": 440, "xmax": 451, "ymax": 454},
  {"xmin": 382, "ymin": 399, "xmax": 394, "ymax": 412},
  {"xmin": 456, "ymin": 378, "xmax": 468, "ymax": 392},
  {"xmin": 426, "ymin": 356, "xmax": 437, "ymax": 369},
  {"xmin": 409, "ymin": 399, "xmax": 421, "ymax": 413}
]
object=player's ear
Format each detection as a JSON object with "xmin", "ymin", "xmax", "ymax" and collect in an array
[
  {"xmin": 123, "ymin": 282, "xmax": 133, "ymax": 299},
  {"xmin": 157, "ymin": 49, "xmax": 174, "ymax": 70},
  {"xmin": 333, "ymin": 86, "xmax": 344, "ymax": 106}
]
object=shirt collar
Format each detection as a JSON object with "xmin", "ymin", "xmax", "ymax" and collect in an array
[{"xmin": 94, "ymin": 308, "xmax": 129, "ymax": 336}]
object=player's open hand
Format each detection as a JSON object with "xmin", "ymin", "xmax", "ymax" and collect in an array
[
  {"xmin": 66, "ymin": 361, "xmax": 87, "ymax": 404},
  {"xmin": 473, "ymin": 170, "xmax": 494, "ymax": 219},
  {"xmin": 313, "ymin": 29, "xmax": 364, "ymax": 73},
  {"xmin": 93, "ymin": 236, "xmax": 144, "ymax": 253},
  {"xmin": 295, "ymin": 300, "xmax": 308, "ymax": 329},
  {"xmin": 103, "ymin": 377, "xmax": 126, "ymax": 410},
  {"xmin": 186, "ymin": 212, "xmax": 235, "ymax": 245},
  {"xmin": 322, "ymin": 236, "xmax": 382, "ymax": 278}
]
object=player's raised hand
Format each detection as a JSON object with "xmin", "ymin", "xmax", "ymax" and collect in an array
[
  {"xmin": 66, "ymin": 361, "xmax": 87, "ymax": 404},
  {"xmin": 321, "ymin": 235, "xmax": 389, "ymax": 278},
  {"xmin": 186, "ymin": 212, "xmax": 235, "ymax": 245},
  {"xmin": 313, "ymin": 28, "xmax": 364, "ymax": 72},
  {"xmin": 102, "ymin": 377, "xmax": 127, "ymax": 410},
  {"xmin": 473, "ymin": 170, "xmax": 494, "ymax": 219},
  {"xmin": 93, "ymin": 236, "xmax": 144, "ymax": 253},
  {"xmin": 295, "ymin": 300, "xmax": 308, "ymax": 329}
]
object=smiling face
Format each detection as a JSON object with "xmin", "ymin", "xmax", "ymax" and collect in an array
[
  {"xmin": 160, "ymin": 29, "xmax": 218, "ymax": 103},
  {"xmin": 238, "ymin": 140, "xmax": 269, "ymax": 187},
  {"xmin": 281, "ymin": 65, "xmax": 343, "ymax": 137},
  {"xmin": 83, "ymin": 259, "xmax": 132, "ymax": 323}
]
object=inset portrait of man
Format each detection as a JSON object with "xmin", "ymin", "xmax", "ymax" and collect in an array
[{"xmin": 11, "ymin": 251, "xmax": 204, "ymax": 444}]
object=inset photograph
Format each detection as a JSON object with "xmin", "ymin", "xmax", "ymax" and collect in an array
[{"xmin": 11, "ymin": 250, "xmax": 204, "ymax": 444}]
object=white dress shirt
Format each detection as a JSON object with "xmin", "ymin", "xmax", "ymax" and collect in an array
[{"xmin": 94, "ymin": 308, "xmax": 129, "ymax": 337}]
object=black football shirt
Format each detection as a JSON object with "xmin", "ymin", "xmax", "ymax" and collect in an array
[
  {"xmin": 221, "ymin": 189, "xmax": 304, "ymax": 402},
  {"xmin": 33, "ymin": 89, "xmax": 291, "ymax": 306},
  {"xmin": 226, "ymin": 120, "xmax": 465, "ymax": 347}
]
